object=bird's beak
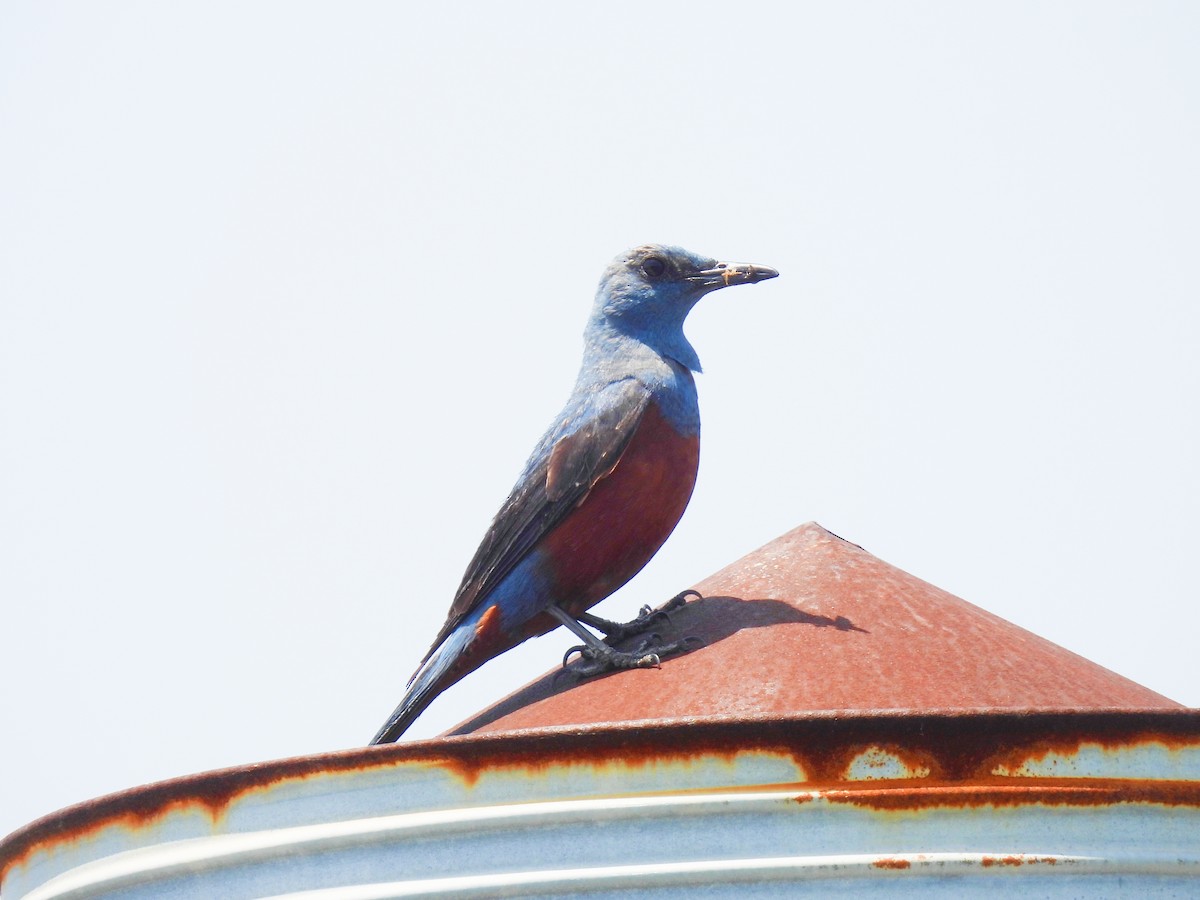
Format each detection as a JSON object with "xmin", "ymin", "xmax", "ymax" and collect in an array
[{"xmin": 687, "ymin": 261, "xmax": 780, "ymax": 291}]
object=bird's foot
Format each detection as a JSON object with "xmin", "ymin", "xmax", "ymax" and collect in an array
[
  {"xmin": 565, "ymin": 637, "xmax": 667, "ymax": 678},
  {"xmin": 579, "ymin": 590, "xmax": 701, "ymax": 645},
  {"xmin": 562, "ymin": 632, "xmax": 702, "ymax": 678}
]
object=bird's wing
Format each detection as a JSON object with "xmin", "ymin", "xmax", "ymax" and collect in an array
[{"xmin": 416, "ymin": 377, "xmax": 653, "ymax": 669}]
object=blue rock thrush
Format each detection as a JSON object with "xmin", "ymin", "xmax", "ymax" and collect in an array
[{"xmin": 371, "ymin": 244, "xmax": 777, "ymax": 743}]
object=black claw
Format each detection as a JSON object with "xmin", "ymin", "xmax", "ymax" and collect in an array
[
  {"xmin": 635, "ymin": 592, "xmax": 696, "ymax": 633},
  {"xmin": 562, "ymin": 644, "xmax": 588, "ymax": 667},
  {"xmin": 668, "ymin": 589, "xmax": 701, "ymax": 608},
  {"xmin": 641, "ymin": 610, "xmax": 672, "ymax": 629}
]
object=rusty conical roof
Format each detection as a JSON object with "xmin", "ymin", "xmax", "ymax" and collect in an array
[{"xmin": 455, "ymin": 522, "xmax": 1179, "ymax": 733}]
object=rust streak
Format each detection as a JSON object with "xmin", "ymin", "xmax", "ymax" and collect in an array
[
  {"xmin": 824, "ymin": 778, "xmax": 1200, "ymax": 811},
  {"xmin": 981, "ymin": 855, "xmax": 1025, "ymax": 867},
  {"xmin": 4, "ymin": 709, "xmax": 1199, "ymax": 884}
]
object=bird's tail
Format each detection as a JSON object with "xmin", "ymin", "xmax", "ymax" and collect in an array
[{"xmin": 369, "ymin": 625, "xmax": 472, "ymax": 744}]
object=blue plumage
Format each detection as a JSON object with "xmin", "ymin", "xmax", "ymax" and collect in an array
[{"xmin": 371, "ymin": 244, "xmax": 777, "ymax": 743}]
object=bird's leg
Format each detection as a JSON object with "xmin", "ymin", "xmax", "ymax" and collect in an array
[
  {"xmin": 577, "ymin": 590, "xmax": 700, "ymax": 645},
  {"xmin": 550, "ymin": 604, "xmax": 664, "ymax": 675},
  {"xmin": 551, "ymin": 597, "xmax": 698, "ymax": 678}
]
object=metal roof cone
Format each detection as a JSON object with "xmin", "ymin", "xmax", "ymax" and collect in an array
[{"xmin": 454, "ymin": 522, "xmax": 1179, "ymax": 734}]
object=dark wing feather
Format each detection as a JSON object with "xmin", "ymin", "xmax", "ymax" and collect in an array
[{"xmin": 416, "ymin": 378, "xmax": 652, "ymax": 669}]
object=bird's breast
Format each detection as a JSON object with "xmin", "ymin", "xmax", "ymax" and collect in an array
[{"xmin": 539, "ymin": 401, "xmax": 700, "ymax": 616}]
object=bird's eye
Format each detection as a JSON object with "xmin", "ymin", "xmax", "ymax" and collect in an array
[{"xmin": 641, "ymin": 257, "xmax": 667, "ymax": 279}]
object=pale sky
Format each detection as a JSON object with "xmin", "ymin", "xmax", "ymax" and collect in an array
[{"xmin": 2, "ymin": 2, "xmax": 1198, "ymax": 838}]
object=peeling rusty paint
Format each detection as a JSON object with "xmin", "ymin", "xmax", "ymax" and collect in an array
[
  {"xmin": 433, "ymin": 710, "xmax": 1200, "ymax": 791},
  {"xmin": 4, "ymin": 709, "xmax": 1199, "ymax": 885},
  {"xmin": 979, "ymin": 855, "xmax": 1058, "ymax": 867},
  {"xmin": 822, "ymin": 778, "xmax": 1200, "ymax": 811},
  {"xmin": 872, "ymin": 857, "xmax": 913, "ymax": 869},
  {"xmin": 841, "ymin": 744, "xmax": 935, "ymax": 781}
]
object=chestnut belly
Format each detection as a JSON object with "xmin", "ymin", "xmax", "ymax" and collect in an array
[{"xmin": 533, "ymin": 402, "xmax": 700, "ymax": 629}]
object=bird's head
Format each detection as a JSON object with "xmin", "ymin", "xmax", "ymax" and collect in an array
[{"xmin": 589, "ymin": 244, "xmax": 778, "ymax": 372}]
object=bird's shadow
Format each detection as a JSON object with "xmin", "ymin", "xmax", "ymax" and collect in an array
[{"xmin": 450, "ymin": 594, "xmax": 867, "ymax": 735}]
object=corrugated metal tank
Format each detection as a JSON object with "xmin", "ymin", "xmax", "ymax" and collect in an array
[{"xmin": 4, "ymin": 523, "xmax": 1199, "ymax": 898}]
